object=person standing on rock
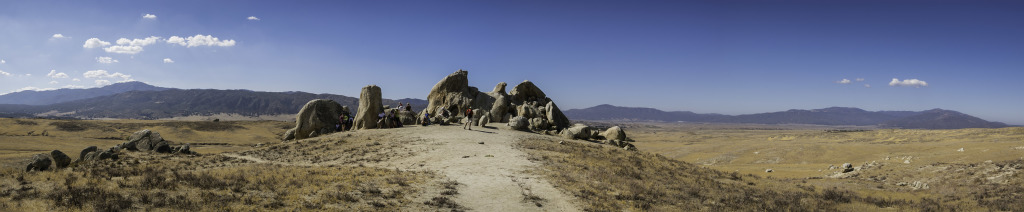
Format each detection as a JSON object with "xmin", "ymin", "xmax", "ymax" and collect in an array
[{"xmin": 464, "ymin": 107, "xmax": 474, "ymax": 130}]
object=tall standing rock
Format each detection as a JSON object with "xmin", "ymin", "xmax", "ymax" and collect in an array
[
  {"xmin": 354, "ymin": 85, "xmax": 383, "ymax": 130},
  {"xmin": 490, "ymin": 94, "xmax": 510, "ymax": 122},
  {"xmin": 545, "ymin": 101, "xmax": 570, "ymax": 130},
  {"xmin": 424, "ymin": 70, "xmax": 475, "ymax": 118},
  {"xmin": 292, "ymin": 99, "xmax": 346, "ymax": 140}
]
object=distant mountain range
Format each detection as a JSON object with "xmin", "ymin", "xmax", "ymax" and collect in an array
[
  {"xmin": 0, "ymin": 81, "xmax": 169, "ymax": 105},
  {"xmin": 0, "ymin": 83, "xmax": 1010, "ymax": 129},
  {"xmin": 0, "ymin": 82, "xmax": 427, "ymax": 120},
  {"xmin": 564, "ymin": 104, "xmax": 1008, "ymax": 129}
]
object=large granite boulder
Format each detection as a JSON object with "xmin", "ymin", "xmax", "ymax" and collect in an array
[
  {"xmin": 50, "ymin": 150, "xmax": 72, "ymax": 169},
  {"xmin": 529, "ymin": 117, "xmax": 550, "ymax": 131},
  {"xmin": 26, "ymin": 154, "xmax": 51, "ymax": 172},
  {"xmin": 545, "ymin": 101, "xmax": 570, "ymax": 130},
  {"xmin": 600, "ymin": 126, "xmax": 627, "ymax": 141},
  {"xmin": 397, "ymin": 110, "xmax": 418, "ymax": 125},
  {"xmin": 423, "ymin": 70, "xmax": 510, "ymax": 124},
  {"xmin": 127, "ymin": 129, "xmax": 169, "ymax": 152},
  {"xmin": 353, "ymin": 85, "xmax": 383, "ymax": 130},
  {"xmin": 291, "ymin": 99, "xmax": 346, "ymax": 140},
  {"xmin": 508, "ymin": 116, "xmax": 529, "ymax": 131},
  {"xmin": 561, "ymin": 124, "xmax": 594, "ymax": 140},
  {"xmin": 509, "ymin": 80, "xmax": 546, "ymax": 105},
  {"xmin": 282, "ymin": 128, "xmax": 296, "ymax": 141}
]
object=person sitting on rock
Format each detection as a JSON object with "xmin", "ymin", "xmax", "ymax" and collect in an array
[
  {"xmin": 398, "ymin": 103, "xmax": 404, "ymax": 110},
  {"xmin": 378, "ymin": 111, "xmax": 386, "ymax": 129},
  {"xmin": 463, "ymin": 107, "xmax": 474, "ymax": 130},
  {"xmin": 422, "ymin": 112, "xmax": 430, "ymax": 126},
  {"xmin": 405, "ymin": 103, "xmax": 412, "ymax": 111}
]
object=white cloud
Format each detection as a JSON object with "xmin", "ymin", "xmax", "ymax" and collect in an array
[
  {"xmin": 247, "ymin": 16, "xmax": 260, "ymax": 21},
  {"xmin": 47, "ymin": 70, "xmax": 69, "ymax": 78},
  {"xmin": 836, "ymin": 79, "xmax": 851, "ymax": 84},
  {"xmin": 83, "ymin": 70, "xmax": 132, "ymax": 82},
  {"xmin": 163, "ymin": 58, "xmax": 174, "ymax": 63},
  {"xmin": 96, "ymin": 57, "xmax": 119, "ymax": 64},
  {"xmin": 116, "ymin": 36, "xmax": 161, "ymax": 46},
  {"xmin": 104, "ymin": 45, "xmax": 144, "ymax": 54},
  {"xmin": 167, "ymin": 34, "xmax": 236, "ymax": 47},
  {"xmin": 49, "ymin": 81, "xmax": 59, "ymax": 84},
  {"xmin": 1, "ymin": 59, "xmax": 5, "ymax": 64},
  {"xmin": 62, "ymin": 84, "xmax": 86, "ymax": 89},
  {"xmin": 0, "ymin": 70, "xmax": 10, "ymax": 77},
  {"xmin": 143, "ymin": 14, "xmax": 157, "ymax": 19},
  {"xmin": 52, "ymin": 34, "xmax": 66, "ymax": 38},
  {"xmin": 94, "ymin": 79, "xmax": 112, "ymax": 86},
  {"xmin": 855, "ymin": 78, "xmax": 864, "ymax": 82},
  {"xmin": 889, "ymin": 78, "xmax": 928, "ymax": 87},
  {"xmin": 864, "ymin": 84, "xmax": 871, "ymax": 88},
  {"xmin": 167, "ymin": 36, "xmax": 185, "ymax": 46},
  {"xmin": 12, "ymin": 87, "xmax": 57, "ymax": 93},
  {"xmin": 25, "ymin": 74, "xmax": 31, "ymax": 77},
  {"xmin": 72, "ymin": 78, "xmax": 81, "ymax": 82},
  {"xmin": 83, "ymin": 38, "xmax": 111, "ymax": 48}
]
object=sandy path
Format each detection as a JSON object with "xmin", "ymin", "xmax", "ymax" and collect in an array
[
  {"xmin": 371, "ymin": 124, "xmax": 579, "ymax": 211},
  {"xmin": 221, "ymin": 124, "xmax": 579, "ymax": 211}
]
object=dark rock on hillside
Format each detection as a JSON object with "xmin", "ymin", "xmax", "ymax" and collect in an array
[
  {"xmin": 26, "ymin": 154, "xmax": 51, "ymax": 172},
  {"xmin": 880, "ymin": 109, "xmax": 1008, "ymax": 129},
  {"xmin": 50, "ymin": 150, "xmax": 71, "ymax": 169}
]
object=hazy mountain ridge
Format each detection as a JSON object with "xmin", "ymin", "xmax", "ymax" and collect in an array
[
  {"xmin": 565, "ymin": 105, "xmax": 1007, "ymax": 129},
  {"xmin": 0, "ymin": 82, "xmax": 427, "ymax": 119},
  {"xmin": 0, "ymin": 81, "xmax": 168, "ymax": 105}
]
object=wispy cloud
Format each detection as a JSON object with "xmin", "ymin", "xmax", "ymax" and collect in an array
[
  {"xmin": 51, "ymin": 34, "xmax": 66, "ymax": 39},
  {"xmin": 163, "ymin": 58, "xmax": 174, "ymax": 63},
  {"xmin": 83, "ymin": 70, "xmax": 132, "ymax": 82},
  {"xmin": 864, "ymin": 84, "xmax": 871, "ymax": 88},
  {"xmin": 167, "ymin": 34, "xmax": 236, "ymax": 47},
  {"xmin": 47, "ymin": 70, "xmax": 69, "ymax": 78},
  {"xmin": 83, "ymin": 38, "xmax": 111, "ymax": 48},
  {"xmin": 95, "ymin": 79, "xmax": 112, "ymax": 86},
  {"xmin": 855, "ymin": 78, "xmax": 864, "ymax": 82},
  {"xmin": 116, "ymin": 36, "xmax": 161, "ymax": 46},
  {"xmin": 104, "ymin": 45, "xmax": 143, "ymax": 54},
  {"xmin": 836, "ymin": 78, "xmax": 851, "ymax": 84},
  {"xmin": 889, "ymin": 78, "xmax": 928, "ymax": 87},
  {"xmin": 0, "ymin": 70, "xmax": 11, "ymax": 77},
  {"xmin": 96, "ymin": 57, "xmax": 118, "ymax": 64},
  {"xmin": 0, "ymin": 59, "xmax": 5, "ymax": 64},
  {"xmin": 143, "ymin": 14, "xmax": 157, "ymax": 19},
  {"xmin": 247, "ymin": 16, "xmax": 260, "ymax": 21},
  {"xmin": 49, "ymin": 80, "xmax": 59, "ymax": 84},
  {"xmin": 72, "ymin": 78, "xmax": 81, "ymax": 82}
]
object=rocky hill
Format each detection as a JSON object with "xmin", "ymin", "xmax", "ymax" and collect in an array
[
  {"xmin": 563, "ymin": 104, "xmax": 727, "ymax": 122},
  {"xmin": 0, "ymin": 81, "xmax": 168, "ymax": 105},
  {"xmin": 880, "ymin": 109, "xmax": 1009, "ymax": 129}
]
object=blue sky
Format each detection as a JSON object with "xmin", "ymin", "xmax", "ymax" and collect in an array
[{"xmin": 0, "ymin": 0, "xmax": 1022, "ymax": 124}]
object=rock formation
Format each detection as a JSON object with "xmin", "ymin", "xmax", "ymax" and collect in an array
[
  {"xmin": 353, "ymin": 85, "xmax": 383, "ymax": 130},
  {"xmin": 290, "ymin": 99, "xmax": 347, "ymax": 140},
  {"xmin": 127, "ymin": 129, "xmax": 170, "ymax": 152},
  {"xmin": 508, "ymin": 116, "xmax": 529, "ymax": 131},
  {"xmin": 420, "ymin": 70, "xmax": 513, "ymax": 124},
  {"xmin": 509, "ymin": 80, "xmax": 546, "ymax": 105},
  {"xmin": 545, "ymin": 101, "xmax": 570, "ymax": 130},
  {"xmin": 600, "ymin": 126, "xmax": 627, "ymax": 141},
  {"xmin": 561, "ymin": 124, "xmax": 594, "ymax": 140}
]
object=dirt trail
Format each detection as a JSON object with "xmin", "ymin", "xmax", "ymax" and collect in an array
[{"xmin": 222, "ymin": 124, "xmax": 579, "ymax": 211}]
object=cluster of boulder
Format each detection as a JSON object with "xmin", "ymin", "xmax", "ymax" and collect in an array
[
  {"xmin": 418, "ymin": 70, "xmax": 572, "ymax": 132},
  {"xmin": 25, "ymin": 129, "xmax": 193, "ymax": 172},
  {"xmin": 278, "ymin": 69, "xmax": 634, "ymax": 151}
]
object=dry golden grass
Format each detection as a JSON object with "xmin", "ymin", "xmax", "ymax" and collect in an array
[{"xmin": 0, "ymin": 118, "xmax": 291, "ymax": 167}]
